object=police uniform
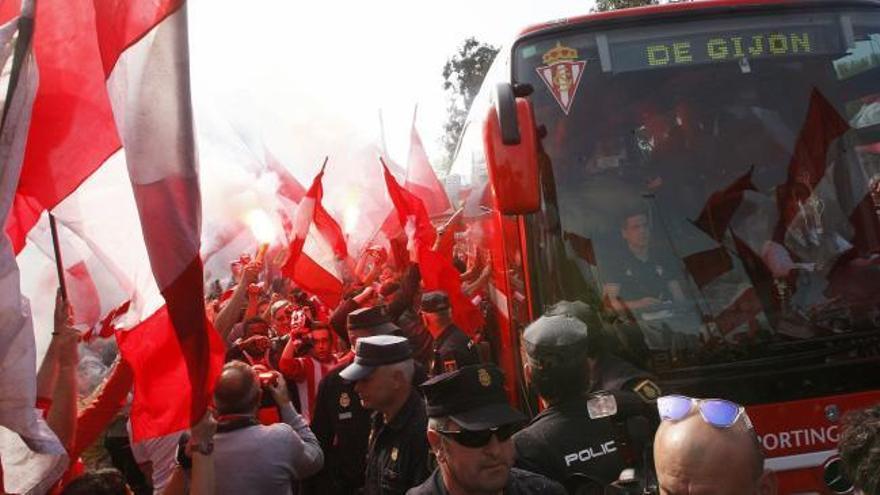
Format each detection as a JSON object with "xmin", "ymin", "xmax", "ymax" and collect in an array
[
  {"xmin": 305, "ymin": 309, "xmax": 429, "ymax": 495},
  {"xmin": 546, "ymin": 300, "xmax": 661, "ymax": 402},
  {"xmin": 513, "ymin": 314, "xmax": 630, "ymax": 488},
  {"xmin": 588, "ymin": 353, "xmax": 660, "ymax": 401},
  {"xmin": 408, "ymin": 365, "xmax": 566, "ymax": 495},
  {"xmin": 421, "ymin": 291, "xmax": 480, "ymax": 376},
  {"xmin": 303, "ymin": 353, "xmax": 371, "ymax": 495},
  {"xmin": 340, "ymin": 335, "xmax": 431, "ymax": 495}
]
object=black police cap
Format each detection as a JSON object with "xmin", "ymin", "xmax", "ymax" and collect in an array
[
  {"xmin": 339, "ymin": 335, "xmax": 412, "ymax": 382},
  {"xmin": 420, "ymin": 291, "xmax": 450, "ymax": 313},
  {"xmin": 522, "ymin": 314, "xmax": 590, "ymax": 368},
  {"xmin": 546, "ymin": 300, "xmax": 596, "ymax": 326},
  {"xmin": 347, "ymin": 305, "xmax": 399, "ymax": 334},
  {"xmin": 420, "ymin": 364, "xmax": 525, "ymax": 431}
]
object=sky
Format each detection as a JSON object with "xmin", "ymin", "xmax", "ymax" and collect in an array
[{"xmin": 187, "ymin": 0, "xmax": 598, "ymax": 176}]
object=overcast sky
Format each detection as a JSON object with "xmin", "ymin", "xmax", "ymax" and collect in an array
[{"xmin": 188, "ymin": 0, "xmax": 598, "ymax": 175}]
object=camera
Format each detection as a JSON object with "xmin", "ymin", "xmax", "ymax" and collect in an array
[{"xmin": 258, "ymin": 371, "xmax": 278, "ymax": 388}]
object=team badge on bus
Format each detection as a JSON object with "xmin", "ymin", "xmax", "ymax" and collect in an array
[{"xmin": 536, "ymin": 42, "xmax": 586, "ymax": 115}]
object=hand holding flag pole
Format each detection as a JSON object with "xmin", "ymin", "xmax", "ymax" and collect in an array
[{"xmin": 48, "ymin": 213, "xmax": 68, "ymax": 302}]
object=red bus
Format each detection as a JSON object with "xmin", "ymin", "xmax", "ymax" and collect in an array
[{"xmin": 451, "ymin": 0, "xmax": 880, "ymax": 492}]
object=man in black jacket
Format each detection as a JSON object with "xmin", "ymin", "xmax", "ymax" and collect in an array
[
  {"xmin": 408, "ymin": 365, "xmax": 565, "ymax": 495},
  {"xmin": 513, "ymin": 312, "xmax": 633, "ymax": 490},
  {"xmin": 302, "ymin": 307, "xmax": 399, "ymax": 495},
  {"xmin": 341, "ymin": 335, "xmax": 431, "ymax": 495},
  {"xmin": 420, "ymin": 291, "xmax": 480, "ymax": 376}
]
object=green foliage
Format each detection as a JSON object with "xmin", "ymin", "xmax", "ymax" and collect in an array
[
  {"xmin": 594, "ymin": 0, "xmax": 659, "ymax": 12},
  {"xmin": 440, "ymin": 37, "xmax": 499, "ymax": 169}
]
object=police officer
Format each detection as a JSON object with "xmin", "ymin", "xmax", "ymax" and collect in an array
[
  {"xmin": 420, "ymin": 291, "xmax": 480, "ymax": 376},
  {"xmin": 545, "ymin": 301, "xmax": 660, "ymax": 401},
  {"xmin": 513, "ymin": 312, "xmax": 632, "ymax": 490},
  {"xmin": 409, "ymin": 364, "xmax": 566, "ymax": 495},
  {"xmin": 341, "ymin": 335, "xmax": 431, "ymax": 495},
  {"xmin": 304, "ymin": 306, "xmax": 399, "ymax": 495}
]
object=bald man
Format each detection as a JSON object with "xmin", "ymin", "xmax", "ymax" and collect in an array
[
  {"xmin": 208, "ymin": 361, "xmax": 324, "ymax": 495},
  {"xmin": 653, "ymin": 410, "xmax": 776, "ymax": 495}
]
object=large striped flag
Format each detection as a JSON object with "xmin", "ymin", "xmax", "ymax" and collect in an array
[
  {"xmin": 2, "ymin": 0, "xmax": 224, "ymax": 458},
  {"xmin": 0, "ymin": 3, "xmax": 70, "ymax": 493},
  {"xmin": 279, "ymin": 164, "xmax": 345, "ymax": 309}
]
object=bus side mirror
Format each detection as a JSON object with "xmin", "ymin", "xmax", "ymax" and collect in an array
[{"xmin": 483, "ymin": 83, "xmax": 540, "ymax": 215}]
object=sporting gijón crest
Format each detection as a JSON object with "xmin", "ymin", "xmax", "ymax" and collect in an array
[{"xmin": 536, "ymin": 42, "xmax": 586, "ymax": 115}]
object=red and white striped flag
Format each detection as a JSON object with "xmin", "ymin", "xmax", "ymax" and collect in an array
[
  {"xmin": 0, "ymin": 2, "xmax": 70, "ymax": 492},
  {"xmin": 405, "ymin": 118, "xmax": 451, "ymax": 217},
  {"xmin": 108, "ymin": 4, "xmax": 225, "ymax": 442},
  {"xmin": 280, "ymin": 164, "xmax": 345, "ymax": 308},
  {"xmin": 6, "ymin": 0, "xmax": 224, "ymax": 449}
]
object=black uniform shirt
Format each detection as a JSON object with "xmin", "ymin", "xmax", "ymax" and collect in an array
[
  {"xmin": 606, "ymin": 247, "xmax": 678, "ymax": 302},
  {"xmin": 364, "ymin": 390, "xmax": 431, "ymax": 495},
  {"xmin": 513, "ymin": 397, "xmax": 625, "ymax": 487},
  {"xmin": 430, "ymin": 324, "xmax": 480, "ymax": 376},
  {"xmin": 406, "ymin": 467, "xmax": 567, "ymax": 495},
  {"xmin": 302, "ymin": 353, "xmax": 371, "ymax": 495},
  {"xmin": 588, "ymin": 354, "xmax": 660, "ymax": 401}
]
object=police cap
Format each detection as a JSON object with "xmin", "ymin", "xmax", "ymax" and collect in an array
[
  {"xmin": 522, "ymin": 314, "xmax": 590, "ymax": 368},
  {"xmin": 420, "ymin": 291, "xmax": 451, "ymax": 313},
  {"xmin": 347, "ymin": 305, "xmax": 400, "ymax": 334},
  {"xmin": 420, "ymin": 364, "xmax": 525, "ymax": 430},
  {"xmin": 339, "ymin": 335, "xmax": 412, "ymax": 381}
]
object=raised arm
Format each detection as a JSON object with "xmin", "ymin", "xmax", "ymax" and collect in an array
[
  {"xmin": 214, "ymin": 260, "xmax": 262, "ymax": 340},
  {"xmin": 266, "ymin": 371, "xmax": 324, "ymax": 479}
]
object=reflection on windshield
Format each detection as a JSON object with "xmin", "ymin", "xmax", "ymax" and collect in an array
[{"xmin": 517, "ymin": 12, "xmax": 880, "ymax": 370}]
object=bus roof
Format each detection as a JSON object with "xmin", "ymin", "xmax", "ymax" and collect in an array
[{"xmin": 518, "ymin": 0, "xmax": 880, "ymax": 38}]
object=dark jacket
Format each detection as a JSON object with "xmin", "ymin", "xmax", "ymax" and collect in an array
[
  {"xmin": 406, "ymin": 467, "xmax": 567, "ymax": 494},
  {"xmin": 513, "ymin": 397, "xmax": 625, "ymax": 487},
  {"xmin": 363, "ymin": 390, "xmax": 431, "ymax": 495},
  {"xmin": 430, "ymin": 324, "xmax": 480, "ymax": 376},
  {"xmin": 301, "ymin": 353, "xmax": 370, "ymax": 495}
]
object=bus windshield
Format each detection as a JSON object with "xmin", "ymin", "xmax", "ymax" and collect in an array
[{"xmin": 513, "ymin": 7, "xmax": 880, "ymax": 378}]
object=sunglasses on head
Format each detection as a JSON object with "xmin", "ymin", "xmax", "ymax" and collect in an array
[
  {"xmin": 657, "ymin": 395, "xmax": 752, "ymax": 429},
  {"xmin": 436, "ymin": 423, "xmax": 518, "ymax": 448}
]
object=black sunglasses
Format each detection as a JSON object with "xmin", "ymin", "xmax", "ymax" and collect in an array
[{"xmin": 436, "ymin": 423, "xmax": 519, "ymax": 448}]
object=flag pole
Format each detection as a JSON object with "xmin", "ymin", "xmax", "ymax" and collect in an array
[
  {"xmin": 378, "ymin": 109, "xmax": 389, "ymax": 156},
  {"xmin": 48, "ymin": 213, "xmax": 69, "ymax": 301}
]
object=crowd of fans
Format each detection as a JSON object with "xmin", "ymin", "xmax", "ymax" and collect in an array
[{"xmin": 6, "ymin": 218, "xmax": 880, "ymax": 495}]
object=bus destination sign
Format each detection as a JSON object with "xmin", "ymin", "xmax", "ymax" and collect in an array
[{"xmin": 610, "ymin": 26, "xmax": 839, "ymax": 72}]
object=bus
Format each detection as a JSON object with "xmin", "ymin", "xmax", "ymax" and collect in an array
[{"xmin": 451, "ymin": 0, "xmax": 880, "ymax": 492}]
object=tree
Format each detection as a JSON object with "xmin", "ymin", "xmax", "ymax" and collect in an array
[
  {"xmin": 594, "ymin": 0, "xmax": 658, "ymax": 11},
  {"xmin": 440, "ymin": 37, "xmax": 499, "ymax": 171}
]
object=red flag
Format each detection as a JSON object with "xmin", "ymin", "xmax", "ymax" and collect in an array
[
  {"xmin": 773, "ymin": 89, "xmax": 850, "ymax": 241},
  {"xmin": 108, "ymin": 4, "xmax": 223, "ymax": 441},
  {"xmin": 5, "ymin": 0, "xmax": 184, "ymax": 254},
  {"xmin": 406, "ymin": 122, "xmax": 451, "ymax": 217},
  {"xmin": 383, "ymin": 162, "xmax": 484, "ymax": 334},
  {"xmin": 564, "ymin": 231, "xmax": 597, "ymax": 266},
  {"xmin": 0, "ymin": 6, "xmax": 69, "ymax": 489},
  {"xmin": 117, "ymin": 308, "xmax": 225, "ymax": 442},
  {"xmin": 694, "ymin": 167, "xmax": 757, "ymax": 242},
  {"xmin": 682, "ymin": 247, "xmax": 733, "ymax": 289},
  {"xmin": 282, "ymin": 165, "xmax": 325, "ymax": 279},
  {"xmin": 279, "ymin": 165, "xmax": 344, "ymax": 308},
  {"xmin": 268, "ymin": 153, "xmax": 348, "ymax": 259},
  {"xmin": 714, "ymin": 287, "xmax": 762, "ymax": 336},
  {"xmin": 292, "ymin": 255, "xmax": 343, "ymax": 310},
  {"xmin": 383, "ymin": 162, "xmax": 437, "ymax": 248},
  {"xmin": 419, "ymin": 249, "xmax": 485, "ymax": 336}
]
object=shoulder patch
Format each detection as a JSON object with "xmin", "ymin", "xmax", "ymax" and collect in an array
[{"xmin": 633, "ymin": 379, "xmax": 661, "ymax": 402}]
